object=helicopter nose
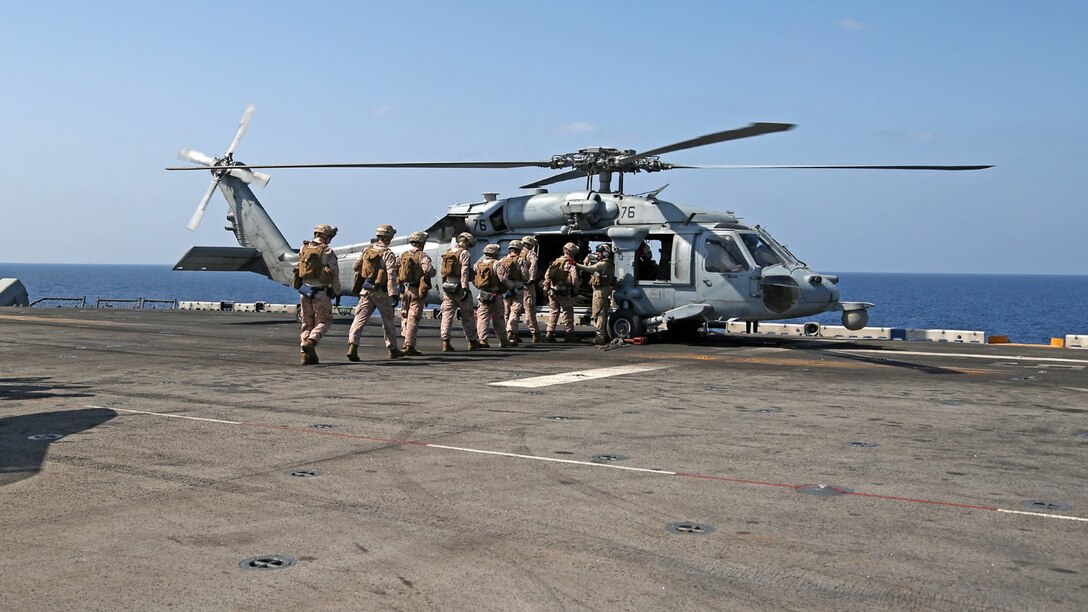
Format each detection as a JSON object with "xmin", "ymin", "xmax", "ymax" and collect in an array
[
  {"xmin": 797, "ymin": 271, "xmax": 839, "ymax": 305},
  {"xmin": 759, "ymin": 274, "xmax": 800, "ymax": 313}
]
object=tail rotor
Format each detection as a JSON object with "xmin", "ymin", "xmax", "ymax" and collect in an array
[{"xmin": 177, "ymin": 105, "xmax": 271, "ymax": 231}]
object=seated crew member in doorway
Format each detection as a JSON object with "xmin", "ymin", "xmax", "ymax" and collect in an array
[{"xmin": 636, "ymin": 242, "xmax": 659, "ymax": 281}]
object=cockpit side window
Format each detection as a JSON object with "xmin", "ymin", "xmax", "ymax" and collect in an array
[
  {"xmin": 739, "ymin": 233, "xmax": 782, "ymax": 267},
  {"xmin": 705, "ymin": 234, "xmax": 750, "ymax": 273}
]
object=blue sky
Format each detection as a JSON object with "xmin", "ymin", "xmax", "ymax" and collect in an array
[{"xmin": 1, "ymin": 1, "xmax": 1085, "ymax": 273}]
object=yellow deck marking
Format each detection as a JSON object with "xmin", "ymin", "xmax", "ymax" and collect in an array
[{"xmin": 0, "ymin": 314, "xmax": 150, "ymax": 327}]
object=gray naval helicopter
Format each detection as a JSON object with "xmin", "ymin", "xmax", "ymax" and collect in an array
[{"xmin": 169, "ymin": 106, "xmax": 990, "ymax": 339}]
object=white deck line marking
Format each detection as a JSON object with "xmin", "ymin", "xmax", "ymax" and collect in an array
[
  {"xmin": 840, "ymin": 349, "xmax": 1088, "ymax": 365},
  {"xmin": 489, "ymin": 363, "xmax": 673, "ymax": 388},
  {"xmin": 426, "ymin": 444, "xmax": 676, "ymax": 475},
  {"xmin": 996, "ymin": 508, "xmax": 1088, "ymax": 522},
  {"xmin": 90, "ymin": 405, "xmax": 1088, "ymax": 524},
  {"xmin": 110, "ymin": 407, "xmax": 241, "ymax": 425}
]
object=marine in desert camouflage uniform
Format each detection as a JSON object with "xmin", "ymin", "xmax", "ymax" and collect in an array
[
  {"xmin": 347, "ymin": 224, "xmax": 403, "ymax": 360},
  {"xmin": 474, "ymin": 243, "xmax": 514, "ymax": 348},
  {"xmin": 544, "ymin": 242, "xmax": 581, "ymax": 342},
  {"xmin": 574, "ymin": 243, "xmax": 616, "ymax": 345},
  {"xmin": 398, "ymin": 231, "xmax": 436, "ymax": 356},
  {"xmin": 518, "ymin": 235, "xmax": 541, "ymax": 341},
  {"xmin": 439, "ymin": 232, "xmax": 481, "ymax": 352},
  {"xmin": 298, "ymin": 224, "xmax": 341, "ymax": 365},
  {"xmin": 501, "ymin": 240, "xmax": 527, "ymax": 344}
]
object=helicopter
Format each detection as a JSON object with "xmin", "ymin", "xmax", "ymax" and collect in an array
[{"xmin": 168, "ymin": 106, "xmax": 991, "ymax": 339}]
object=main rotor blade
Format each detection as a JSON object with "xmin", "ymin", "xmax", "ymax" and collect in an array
[
  {"xmin": 187, "ymin": 178, "xmax": 220, "ymax": 231},
  {"xmin": 227, "ymin": 104, "xmax": 255, "ymax": 156},
  {"xmin": 166, "ymin": 160, "xmax": 554, "ymax": 171},
  {"xmin": 178, "ymin": 148, "xmax": 215, "ymax": 166},
  {"xmin": 520, "ymin": 169, "xmax": 588, "ymax": 189},
  {"xmin": 622, "ymin": 122, "xmax": 795, "ymax": 163},
  {"xmin": 228, "ymin": 167, "xmax": 271, "ymax": 187},
  {"xmin": 669, "ymin": 164, "xmax": 993, "ymax": 170}
]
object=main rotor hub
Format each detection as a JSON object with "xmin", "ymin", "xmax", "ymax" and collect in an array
[{"xmin": 549, "ymin": 148, "xmax": 666, "ymax": 175}]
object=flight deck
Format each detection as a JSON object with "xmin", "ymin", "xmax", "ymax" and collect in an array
[{"xmin": 1, "ymin": 308, "xmax": 1085, "ymax": 610}]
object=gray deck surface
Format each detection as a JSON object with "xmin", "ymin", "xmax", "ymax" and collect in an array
[{"xmin": 1, "ymin": 308, "xmax": 1086, "ymax": 610}]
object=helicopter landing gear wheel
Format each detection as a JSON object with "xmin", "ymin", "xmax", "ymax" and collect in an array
[{"xmin": 608, "ymin": 309, "xmax": 644, "ymax": 340}]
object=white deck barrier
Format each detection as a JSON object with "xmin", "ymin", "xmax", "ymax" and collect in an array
[
  {"xmin": 178, "ymin": 301, "xmax": 233, "ymax": 311},
  {"xmin": 173, "ymin": 303, "xmax": 1080, "ymax": 348},
  {"xmin": 819, "ymin": 325, "xmax": 896, "ymax": 340},
  {"xmin": 707, "ymin": 320, "xmax": 983, "ymax": 343},
  {"xmin": 903, "ymin": 328, "xmax": 986, "ymax": 344}
]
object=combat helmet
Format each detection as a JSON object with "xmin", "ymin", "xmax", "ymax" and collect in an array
[
  {"xmin": 313, "ymin": 224, "xmax": 338, "ymax": 239},
  {"xmin": 521, "ymin": 235, "xmax": 537, "ymax": 247},
  {"xmin": 508, "ymin": 239, "xmax": 524, "ymax": 251},
  {"xmin": 562, "ymin": 242, "xmax": 579, "ymax": 255},
  {"xmin": 408, "ymin": 231, "xmax": 428, "ymax": 244},
  {"xmin": 376, "ymin": 224, "xmax": 397, "ymax": 239},
  {"xmin": 483, "ymin": 243, "xmax": 500, "ymax": 256},
  {"xmin": 457, "ymin": 231, "xmax": 477, "ymax": 247}
]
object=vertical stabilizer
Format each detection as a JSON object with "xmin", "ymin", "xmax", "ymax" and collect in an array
[{"xmin": 217, "ymin": 175, "xmax": 295, "ymax": 285}]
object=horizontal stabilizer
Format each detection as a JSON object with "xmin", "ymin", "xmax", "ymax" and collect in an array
[{"xmin": 173, "ymin": 246, "xmax": 271, "ymax": 278}]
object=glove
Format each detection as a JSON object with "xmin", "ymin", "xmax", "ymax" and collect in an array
[
  {"xmin": 390, "ymin": 295, "xmax": 400, "ymax": 308},
  {"xmin": 361, "ymin": 278, "xmax": 375, "ymax": 291}
]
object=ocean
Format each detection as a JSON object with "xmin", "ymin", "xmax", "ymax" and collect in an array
[{"xmin": 2, "ymin": 264, "xmax": 1085, "ymax": 344}]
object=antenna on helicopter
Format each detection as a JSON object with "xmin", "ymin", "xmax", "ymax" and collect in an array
[{"xmin": 177, "ymin": 104, "xmax": 271, "ymax": 231}]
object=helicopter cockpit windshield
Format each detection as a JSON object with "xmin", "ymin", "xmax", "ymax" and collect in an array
[{"xmin": 739, "ymin": 231, "xmax": 792, "ymax": 267}]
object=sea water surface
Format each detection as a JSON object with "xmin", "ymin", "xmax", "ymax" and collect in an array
[{"xmin": 1, "ymin": 264, "xmax": 1085, "ymax": 344}]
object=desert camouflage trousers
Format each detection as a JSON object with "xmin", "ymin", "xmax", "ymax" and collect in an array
[
  {"xmin": 591, "ymin": 287, "xmax": 613, "ymax": 338},
  {"xmin": 440, "ymin": 290, "xmax": 477, "ymax": 341},
  {"xmin": 520, "ymin": 284, "xmax": 540, "ymax": 333},
  {"xmin": 348, "ymin": 289, "xmax": 398, "ymax": 348},
  {"xmin": 400, "ymin": 291, "xmax": 426, "ymax": 348},
  {"xmin": 546, "ymin": 290, "xmax": 575, "ymax": 334},
  {"xmin": 299, "ymin": 291, "xmax": 333, "ymax": 345},
  {"xmin": 476, "ymin": 294, "xmax": 507, "ymax": 343},
  {"xmin": 504, "ymin": 289, "xmax": 524, "ymax": 334}
]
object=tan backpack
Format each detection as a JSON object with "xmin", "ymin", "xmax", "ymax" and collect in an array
[
  {"xmin": 360, "ymin": 246, "xmax": 387, "ymax": 286},
  {"xmin": 440, "ymin": 248, "xmax": 461, "ymax": 279},
  {"xmin": 399, "ymin": 250, "xmax": 431, "ymax": 295},
  {"xmin": 298, "ymin": 242, "xmax": 333, "ymax": 285},
  {"xmin": 546, "ymin": 256, "xmax": 570, "ymax": 286},
  {"xmin": 399, "ymin": 250, "xmax": 424, "ymax": 285},
  {"xmin": 501, "ymin": 254, "xmax": 523, "ymax": 283},
  {"xmin": 474, "ymin": 260, "xmax": 498, "ymax": 290}
]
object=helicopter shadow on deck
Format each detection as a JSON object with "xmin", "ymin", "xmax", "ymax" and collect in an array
[
  {"xmin": 0, "ymin": 406, "xmax": 117, "ymax": 487},
  {"xmin": 0, "ymin": 377, "xmax": 96, "ymax": 401}
]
